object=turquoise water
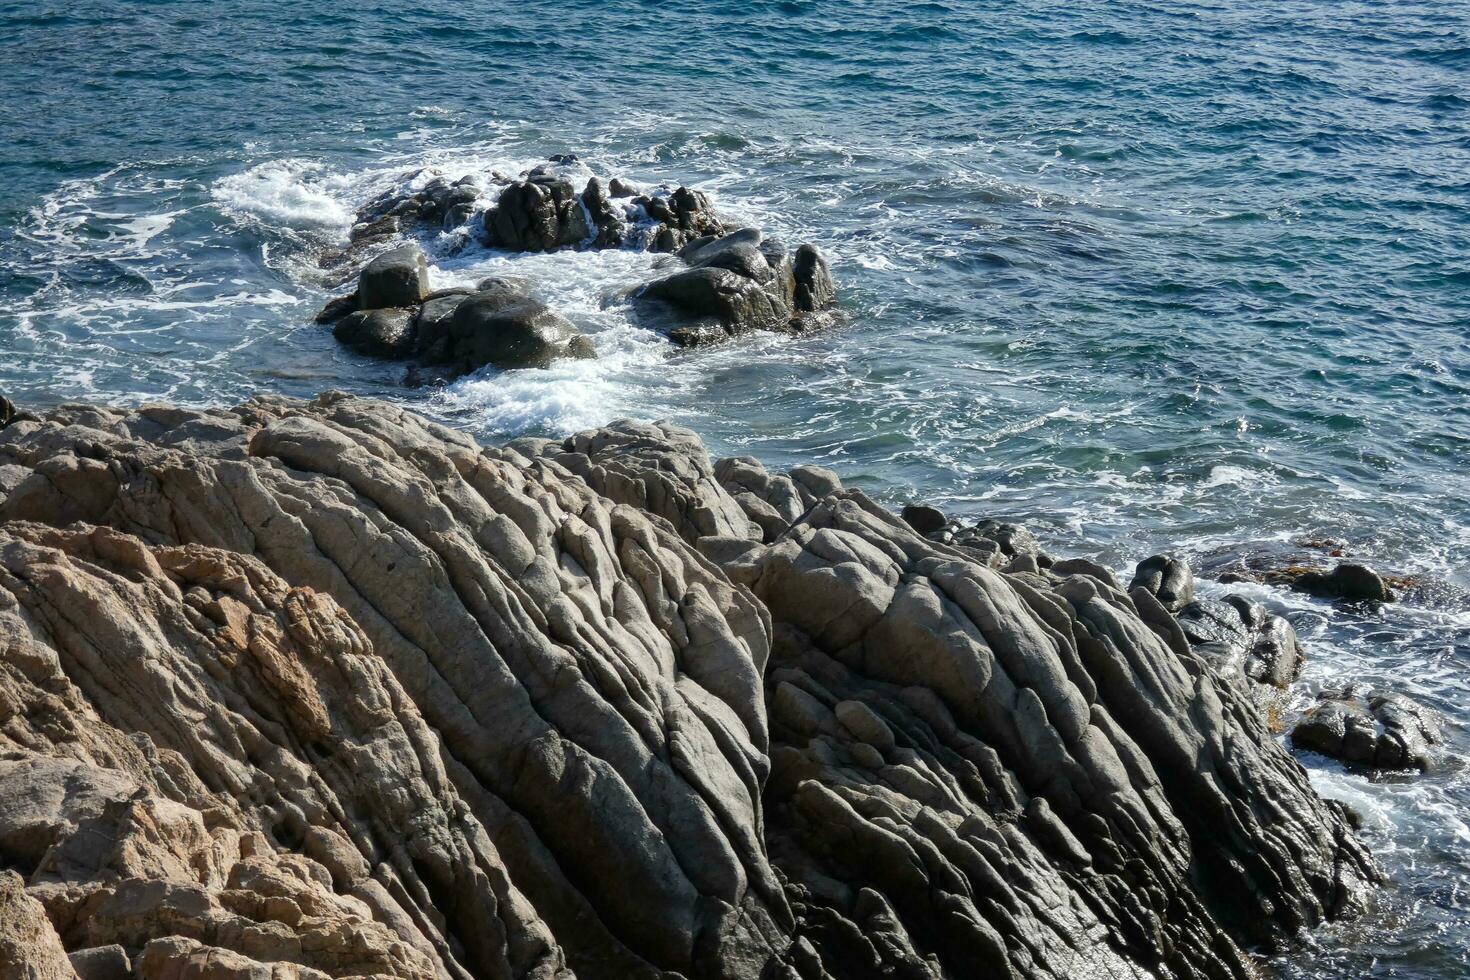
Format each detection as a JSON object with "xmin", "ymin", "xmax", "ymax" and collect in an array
[{"xmin": 2, "ymin": 2, "xmax": 1468, "ymax": 974}]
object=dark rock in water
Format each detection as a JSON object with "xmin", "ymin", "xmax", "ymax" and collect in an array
[
  {"xmin": 1176, "ymin": 595, "xmax": 1304, "ymax": 695},
  {"xmin": 634, "ymin": 186, "xmax": 725, "ymax": 252},
  {"xmin": 608, "ymin": 177, "xmax": 640, "ymax": 198},
  {"xmin": 349, "ymin": 214, "xmax": 400, "ymax": 244},
  {"xmin": 0, "ymin": 396, "xmax": 1382, "ymax": 980},
  {"xmin": 484, "ymin": 175, "xmax": 590, "ymax": 252},
  {"xmin": 356, "ymin": 171, "xmax": 482, "ymax": 234},
  {"xmin": 357, "ymin": 244, "xmax": 430, "ymax": 310},
  {"xmin": 636, "ymin": 267, "xmax": 787, "ymax": 340},
  {"xmin": 1200, "ymin": 539, "xmax": 1408, "ymax": 604},
  {"xmin": 313, "ymin": 292, "xmax": 358, "ymax": 324},
  {"xmin": 581, "ymin": 176, "xmax": 627, "ymax": 248},
  {"xmin": 411, "ymin": 287, "xmax": 476, "ymax": 357},
  {"xmin": 792, "ymin": 242, "xmax": 835, "ymax": 312},
  {"xmin": 1292, "ymin": 687, "xmax": 1443, "ymax": 771},
  {"xmin": 679, "ymin": 227, "xmax": 775, "ymax": 283},
  {"xmin": 332, "ymin": 307, "xmax": 416, "ymax": 358},
  {"xmin": 1130, "ymin": 553, "xmax": 1195, "ymax": 613},
  {"xmin": 443, "ymin": 288, "xmax": 588, "ymax": 371},
  {"xmin": 0, "ymin": 396, "xmax": 15, "ymax": 431},
  {"xmin": 900, "ymin": 503, "xmax": 946, "ymax": 535},
  {"xmin": 1291, "ymin": 562, "xmax": 1394, "ymax": 603}
]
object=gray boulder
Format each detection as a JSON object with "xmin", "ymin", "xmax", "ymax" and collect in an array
[
  {"xmin": 444, "ymin": 287, "xmax": 591, "ymax": 371},
  {"xmin": 332, "ymin": 307, "xmax": 416, "ymax": 358},
  {"xmin": 1130, "ymin": 554, "xmax": 1195, "ymax": 613},
  {"xmin": 357, "ymin": 244, "xmax": 430, "ymax": 310},
  {"xmin": 1292, "ymin": 687, "xmax": 1443, "ymax": 770},
  {"xmin": 792, "ymin": 243, "xmax": 835, "ymax": 312}
]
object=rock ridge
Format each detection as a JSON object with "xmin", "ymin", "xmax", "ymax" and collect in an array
[{"xmin": 0, "ymin": 394, "xmax": 1378, "ymax": 980}]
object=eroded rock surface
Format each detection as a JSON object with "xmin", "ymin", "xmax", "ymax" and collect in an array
[
  {"xmin": 0, "ymin": 395, "xmax": 1378, "ymax": 979},
  {"xmin": 1292, "ymin": 686, "xmax": 1444, "ymax": 771}
]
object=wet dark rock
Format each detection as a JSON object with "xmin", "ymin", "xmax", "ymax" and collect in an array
[
  {"xmin": 900, "ymin": 503, "xmax": 946, "ymax": 535},
  {"xmin": 1291, "ymin": 562, "xmax": 1394, "ymax": 603},
  {"xmin": 636, "ymin": 267, "xmax": 788, "ymax": 343},
  {"xmin": 1175, "ymin": 595, "xmax": 1304, "ymax": 696},
  {"xmin": 1130, "ymin": 554, "xmax": 1195, "ymax": 613},
  {"xmin": 792, "ymin": 243, "xmax": 835, "ymax": 312},
  {"xmin": 637, "ymin": 226, "xmax": 837, "ymax": 344},
  {"xmin": 1200, "ymin": 540, "xmax": 1407, "ymax": 604},
  {"xmin": 356, "ymin": 170, "xmax": 483, "ymax": 234},
  {"xmin": 411, "ymin": 287, "xmax": 477, "ymax": 358},
  {"xmin": 608, "ymin": 177, "xmax": 640, "ymax": 198},
  {"xmin": 581, "ymin": 177, "xmax": 627, "ymax": 248},
  {"xmin": 332, "ymin": 307, "xmax": 416, "ymax": 358},
  {"xmin": 483, "ymin": 175, "xmax": 590, "ymax": 252},
  {"xmin": 682, "ymin": 228, "xmax": 782, "ymax": 287},
  {"xmin": 357, "ymin": 244, "xmax": 430, "ymax": 310},
  {"xmin": 349, "ymin": 214, "xmax": 401, "ymax": 244},
  {"xmin": 1292, "ymin": 687, "xmax": 1444, "ymax": 771},
  {"xmin": 313, "ymin": 292, "xmax": 358, "ymax": 324},
  {"xmin": 441, "ymin": 287, "xmax": 590, "ymax": 371}
]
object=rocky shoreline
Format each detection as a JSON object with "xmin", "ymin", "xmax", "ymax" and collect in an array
[{"xmin": 0, "ymin": 391, "xmax": 1394, "ymax": 980}]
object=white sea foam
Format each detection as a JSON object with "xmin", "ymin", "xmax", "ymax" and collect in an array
[{"xmin": 212, "ymin": 159, "xmax": 356, "ymax": 231}]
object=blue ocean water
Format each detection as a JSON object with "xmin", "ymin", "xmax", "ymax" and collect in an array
[{"xmin": 2, "ymin": 1, "xmax": 1468, "ymax": 974}]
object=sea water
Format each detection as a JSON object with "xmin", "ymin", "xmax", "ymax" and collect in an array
[{"xmin": 1, "ymin": 2, "xmax": 1467, "ymax": 974}]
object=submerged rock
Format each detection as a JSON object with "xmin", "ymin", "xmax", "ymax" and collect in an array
[
  {"xmin": 0, "ymin": 395, "xmax": 1379, "ymax": 979},
  {"xmin": 1292, "ymin": 687, "xmax": 1444, "ymax": 771}
]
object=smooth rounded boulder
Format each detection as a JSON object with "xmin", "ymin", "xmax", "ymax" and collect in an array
[
  {"xmin": 446, "ymin": 289, "xmax": 591, "ymax": 371},
  {"xmin": 332, "ymin": 308, "xmax": 416, "ymax": 358},
  {"xmin": 357, "ymin": 244, "xmax": 430, "ymax": 310}
]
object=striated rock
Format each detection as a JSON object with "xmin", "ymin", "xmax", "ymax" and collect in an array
[
  {"xmin": 1129, "ymin": 554, "xmax": 1194, "ymax": 613},
  {"xmin": 0, "ymin": 395, "xmax": 1378, "ymax": 980},
  {"xmin": 1173, "ymin": 595, "xmax": 1304, "ymax": 695},
  {"xmin": 1292, "ymin": 687, "xmax": 1444, "ymax": 771}
]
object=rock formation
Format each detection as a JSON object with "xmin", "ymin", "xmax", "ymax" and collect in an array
[
  {"xmin": 1292, "ymin": 687, "xmax": 1444, "ymax": 771},
  {"xmin": 314, "ymin": 159, "xmax": 839, "ymax": 371},
  {"xmin": 0, "ymin": 395, "xmax": 1379, "ymax": 979}
]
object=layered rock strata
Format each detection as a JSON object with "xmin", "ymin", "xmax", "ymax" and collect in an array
[{"xmin": 0, "ymin": 396, "xmax": 1378, "ymax": 980}]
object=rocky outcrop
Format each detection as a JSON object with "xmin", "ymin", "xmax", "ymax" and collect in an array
[
  {"xmin": 1292, "ymin": 687, "xmax": 1444, "ymax": 771},
  {"xmin": 0, "ymin": 395, "xmax": 1378, "ymax": 979},
  {"xmin": 634, "ymin": 227, "xmax": 838, "ymax": 346},
  {"xmin": 1127, "ymin": 555, "xmax": 1303, "ymax": 713},
  {"xmin": 318, "ymin": 251, "xmax": 594, "ymax": 379}
]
